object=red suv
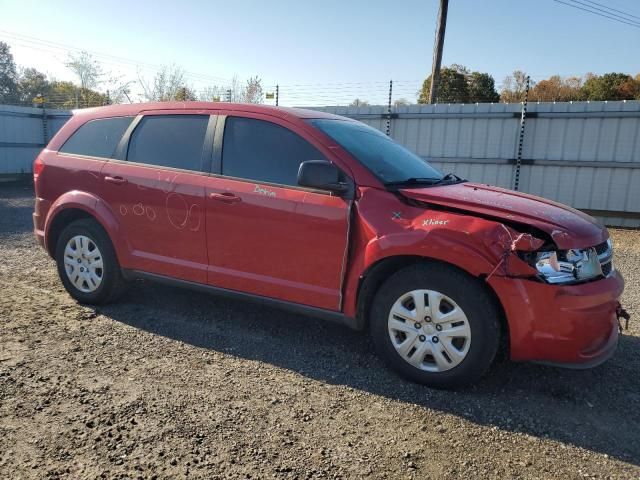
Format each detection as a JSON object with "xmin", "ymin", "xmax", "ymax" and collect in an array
[{"xmin": 33, "ymin": 102, "xmax": 626, "ymax": 388}]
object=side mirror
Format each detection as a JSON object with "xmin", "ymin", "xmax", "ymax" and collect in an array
[{"xmin": 297, "ymin": 160, "xmax": 349, "ymax": 194}]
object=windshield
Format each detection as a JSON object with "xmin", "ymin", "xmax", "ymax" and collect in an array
[{"xmin": 308, "ymin": 119, "xmax": 443, "ymax": 184}]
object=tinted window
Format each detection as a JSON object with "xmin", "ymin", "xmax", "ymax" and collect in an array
[
  {"xmin": 309, "ymin": 119, "xmax": 443, "ymax": 184},
  {"xmin": 60, "ymin": 116, "xmax": 133, "ymax": 158},
  {"xmin": 222, "ymin": 117, "xmax": 326, "ymax": 186},
  {"xmin": 127, "ymin": 115, "xmax": 209, "ymax": 171}
]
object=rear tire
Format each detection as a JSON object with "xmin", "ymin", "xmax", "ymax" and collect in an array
[
  {"xmin": 370, "ymin": 262, "xmax": 500, "ymax": 389},
  {"xmin": 55, "ymin": 218, "xmax": 126, "ymax": 305}
]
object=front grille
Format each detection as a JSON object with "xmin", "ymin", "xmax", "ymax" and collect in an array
[{"xmin": 594, "ymin": 241, "xmax": 609, "ymax": 256}]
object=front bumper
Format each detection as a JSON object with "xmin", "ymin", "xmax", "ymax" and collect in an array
[{"xmin": 489, "ymin": 270, "xmax": 625, "ymax": 366}]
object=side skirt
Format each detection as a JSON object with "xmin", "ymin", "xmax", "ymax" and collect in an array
[{"xmin": 121, "ymin": 269, "xmax": 360, "ymax": 330}]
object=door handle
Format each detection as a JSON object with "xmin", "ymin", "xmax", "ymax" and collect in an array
[
  {"xmin": 209, "ymin": 192, "xmax": 241, "ymax": 204},
  {"xmin": 104, "ymin": 176, "xmax": 127, "ymax": 185}
]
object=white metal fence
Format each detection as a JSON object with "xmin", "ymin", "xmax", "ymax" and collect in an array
[
  {"xmin": 0, "ymin": 104, "xmax": 71, "ymax": 178},
  {"xmin": 1, "ymin": 101, "xmax": 639, "ymax": 227}
]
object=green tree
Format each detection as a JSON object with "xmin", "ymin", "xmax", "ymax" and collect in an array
[
  {"xmin": 17, "ymin": 68, "xmax": 50, "ymax": 104},
  {"xmin": 174, "ymin": 86, "xmax": 197, "ymax": 101},
  {"xmin": 0, "ymin": 41, "xmax": 18, "ymax": 103},
  {"xmin": 581, "ymin": 73, "xmax": 636, "ymax": 101},
  {"xmin": 47, "ymin": 80, "xmax": 107, "ymax": 108},
  {"xmin": 467, "ymin": 72, "xmax": 499, "ymax": 103},
  {"xmin": 418, "ymin": 65, "xmax": 468, "ymax": 103}
]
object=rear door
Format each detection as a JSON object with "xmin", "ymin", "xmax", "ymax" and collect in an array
[
  {"xmin": 100, "ymin": 112, "xmax": 215, "ymax": 283},
  {"xmin": 204, "ymin": 114, "xmax": 351, "ymax": 311}
]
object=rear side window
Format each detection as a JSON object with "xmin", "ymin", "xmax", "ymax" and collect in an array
[
  {"xmin": 127, "ymin": 115, "xmax": 209, "ymax": 171},
  {"xmin": 60, "ymin": 116, "xmax": 133, "ymax": 158},
  {"xmin": 222, "ymin": 117, "xmax": 326, "ymax": 186}
]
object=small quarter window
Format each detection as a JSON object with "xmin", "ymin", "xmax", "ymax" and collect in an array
[
  {"xmin": 60, "ymin": 116, "xmax": 133, "ymax": 158},
  {"xmin": 127, "ymin": 115, "xmax": 209, "ymax": 172}
]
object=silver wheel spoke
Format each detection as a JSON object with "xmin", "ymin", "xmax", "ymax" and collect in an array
[
  {"xmin": 441, "ymin": 339, "xmax": 467, "ymax": 363},
  {"xmin": 388, "ymin": 318, "xmax": 416, "ymax": 335},
  {"xmin": 412, "ymin": 291, "xmax": 427, "ymax": 319},
  {"xmin": 64, "ymin": 256, "xmax": 77, "ymax": 267},
  {"xmin": 439, "ymin": 323, "xmax": 470, "ymax": 338},
  {"xmin": 427, "ymin": 291, "xmax": 442, "ymax": 316},
  {"xmin": 390, "ymin": 301, "xmax": 417, "ymax": 322},
  {"xmin": 396, "ymin": 332, "xmax": 420, "ymax": 357},
  {"xmin": 387, "ymin": 288, "xmax": 471, "ymax": 373},
  {"xmin": 434, "ymin": 305, "xmax": 465, "ymax": 325},
  {"xmin": 406, "ymin": 341, "xmax": 430, "ymax": 368},
  {"xmin": 89, "ymin": 258, "xmax": 103, "ymax": 269},
  {"xmin": 65, "ymin": 245, "xmax": 78, "ymax": 259},
  {"xmin": 430, "ymin": 344, "xmax": 453, "ymax": 370}
]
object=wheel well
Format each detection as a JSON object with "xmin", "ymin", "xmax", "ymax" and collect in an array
[
  {"xmin": 356, "ymin": 255, "xmax": 510, "ymax": 357},
  {"xmin": 46, "ymin": 208, "xmax": 94, "ymax": 256}
]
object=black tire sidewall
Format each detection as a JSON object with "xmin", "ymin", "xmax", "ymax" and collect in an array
[
  {"xmin": 55, "ymin": 219, "xmax": 121, "ymax": 305},
  {"xmin": 370, "ymin": 263, "xmax": 500, "ymax": 389}
]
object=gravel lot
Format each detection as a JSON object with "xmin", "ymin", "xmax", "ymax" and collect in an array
[{"xmin": 1, "ymin": 184, "xmax": 639, "ymax": 479}]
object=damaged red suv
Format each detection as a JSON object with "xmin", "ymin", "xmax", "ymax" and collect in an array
[{"xmin": 33, "ymin": 103, "xmax": 627, "ymax": 388}]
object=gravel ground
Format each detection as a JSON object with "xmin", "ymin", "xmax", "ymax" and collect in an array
[{"xmin": 1, "ymin": 184, "xmax": 639, "ymax": 479}]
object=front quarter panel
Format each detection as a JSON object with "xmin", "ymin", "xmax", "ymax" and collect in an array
[{"xmin": 342, "ymin": 187, "xmax": 537, "ymax": 317}]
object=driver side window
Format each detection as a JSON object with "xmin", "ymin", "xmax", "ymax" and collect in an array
[{"xmin": 221, "ymin": 117, "xmax": 326, "ymax": 186}]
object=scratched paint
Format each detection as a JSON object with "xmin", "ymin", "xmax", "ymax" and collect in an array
[
  {"xmin": 145, "ymin": 206, "xmax": 156, "ymax": 221},
  {"xmin": 133, "ymin": 203, "xmax": 145, "ymax": 216},
  {"xmin": 165, "ymin": 192, "xmax": 189, "ymax": 230}
]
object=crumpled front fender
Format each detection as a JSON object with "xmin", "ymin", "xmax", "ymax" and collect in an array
[{"xmin": 342, "ymin": 188, "xmax": 543, "ymax": 318}]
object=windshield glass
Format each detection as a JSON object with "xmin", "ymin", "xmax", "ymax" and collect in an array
[{"xmin": 308, "ymin": 119, "xmax": 443, "ymax": 184}]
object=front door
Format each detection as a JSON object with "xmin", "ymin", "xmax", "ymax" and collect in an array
[
  {"xmin": 101, "ymin": 113, "xmax": 214, "ymax": 283},
  {"xmin": 205, "ymin": 115, "xmax": 351, "ymax": 311}
]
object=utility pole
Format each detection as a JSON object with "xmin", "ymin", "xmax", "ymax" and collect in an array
[
  {"xmin": 276, "ymin": 84, "xmax": 279, "ymax": 106},
  {"xmin": 428, "ymin": 0, "xmax": 449, "ymax": 104}
]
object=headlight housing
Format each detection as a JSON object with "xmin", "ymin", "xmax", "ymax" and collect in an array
[{"xmin": 533, "ymin": 240, "xmax": 613, "ymax": 284}]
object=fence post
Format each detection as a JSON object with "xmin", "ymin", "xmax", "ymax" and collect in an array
[
  {"xmin": 513, "ymin": 75, "xmax": 530, "ymax": 191},
  {"xmin": 386, "ymin": 79, "xmax": 393, "ymax": 136},
  {"xmin": 42, "ymin": 104, "xmax": 49, "ymax": 146}
]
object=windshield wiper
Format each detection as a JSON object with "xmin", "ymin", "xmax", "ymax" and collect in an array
[
  {"xmin": 384, "ymin": 173, "xmax": 466, "ymax": 188},
  {"xmin": 430, "ymin": 172, "xmax": 466, "ymax": 185},
  {"xmin": 383, "ymin": 177, "xmax": 441, "ymax": 187}
]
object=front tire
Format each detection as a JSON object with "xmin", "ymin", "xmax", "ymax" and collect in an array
[
  {"xmin": 370, "ymin": 263, "xmax": 500, "ymax": 389},
  {"xmin": 55, "ymin": 218, "xmax": 125, "ymax": 305}
]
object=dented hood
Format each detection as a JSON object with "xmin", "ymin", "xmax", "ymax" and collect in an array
[{"xmin": 400, "ymin": 182, "xmax": 607, "ymax": 249}]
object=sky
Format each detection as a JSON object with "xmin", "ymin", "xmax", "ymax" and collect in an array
[{"xmin": 1, "ymin": 0, "xmax": 639, "ymax": 106}]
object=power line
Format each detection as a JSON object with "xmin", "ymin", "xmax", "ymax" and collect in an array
[
  {"xmin": 552, "ymin": 0, "xmax": 640, "ymax": 29},
  {"xmin": 581, "ymin": 0, "xmax": 640, "ymax": 21},
  {"xmin": 567, "ymin": 0, "xmax": 640, "ymax": 24},
  {"xmin": 0, "ymin": 29, "xmax": 235, "ymax": 84}
]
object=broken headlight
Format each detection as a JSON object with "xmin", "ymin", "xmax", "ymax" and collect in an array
[{"xmin": 534, "ymin": 248, "xmax": 603, "ymax": 284}]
